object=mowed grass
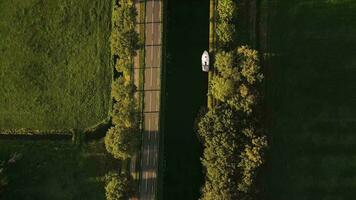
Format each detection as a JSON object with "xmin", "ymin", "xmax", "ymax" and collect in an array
[
  {"xmin": 0, "ymin": 0, "xmax": 112, "ymax": 131},
  {"xmin": 0, "ymin": 139, "xmax": 118, "ymax": 200},
  {"xmin": 262, "ymin": 0, "xmax": 356, "ymax": 199}
]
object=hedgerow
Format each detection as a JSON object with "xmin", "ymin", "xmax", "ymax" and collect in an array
[{"xmin": 198, "ymin": 0, "xmax": 268, "ymax": 199}]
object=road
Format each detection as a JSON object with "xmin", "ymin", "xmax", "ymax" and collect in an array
[{"xmin": 132, "ymin": 0, "xmax": 163, "ymax": 199}]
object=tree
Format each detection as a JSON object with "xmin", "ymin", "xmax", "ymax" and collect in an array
[
  {"xmin": 210, "ymin": 76, "xmax": 235, "ymax": 103},
  {"xmin": 111, "ymin": 77, "xmax": 138, "ymax": 128},
  {"xmin": 211, "ymin": 46, "xmax": 263, "ymax": 114},
  {"xmin": 198, "ymin": 106, "xmax": 240, "ymax": 200},
  {"xmin": 216, "ymin": 22, "xmax": 235, "ymax": 47},
  {"xmin": 217, "ymin": 0, "xmax": 237, "ymax": 22},
  {"xmin": 111, "ymin": 0, "xmax": 140, "ymax": 73},
  {"xmin": 237, "ymin": 46, "xmax": 263, "ymax": 85},
  {"xmin": 214, "ymin": 51, "xmax": 239, "ymax": 81},
  {"xmin": 104, "ymin": 126, "xmax": 140, "ymax": 160},
  {"xmin": 238, "ymin": 136, "xmax": 267, "ymax": 193},
  {"xmin": 105, "ymin": 172, "xmax": 134, "ymax": 200}
]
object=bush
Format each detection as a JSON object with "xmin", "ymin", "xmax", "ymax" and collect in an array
[
  {"xmin": 237, "ymin": 46, "xmax": 264, "ymax": 85},
  {"xmin": 210, "ymin": 76, "xmax": 235, "ymax": 102},
  {"xmin": 216, "ymin": 22, "xmax": 235, "ymax": 47},
  {"xmin": 200, "ymin": 0, "xmax": 268, "ymax": 199},
  {"xmin": 214, "ymin": 51, "xmax": 239, "ymax": 80},
  {"xmin": 104, "ymin": 126, "xmax": 140, "ymax": 160},
  {"xmin": 111, "ymin": 77, "xmax": 138, "ymax": 128},
  {"xmin": 238, "ymin": 136, "xmax": 268, "ymax": 193},
  {"xmin": 198, "ymin": 105, "xmax": 268, "ymax": 200},
  {"xmin": 198, "ymin": 106, "xmax": 240, "ymax": 200},
  {"xmin": 105, "ymin": 172, "xmax": 134, "ymax": 200},
  {"xmin": 211, "ymin": 46, "xmax": 263, "ymax": 114},
  {"xmin": 111, "ymin": 0, "xmax": 140, "ymax": 73},
  {"xmin": 217, "ymin": 0, "xmax": 237, "ymax": 22}
]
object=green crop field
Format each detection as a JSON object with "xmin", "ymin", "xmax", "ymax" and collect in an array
[
  {"xmin": 261, "ymin": 0, "xmax": 356, "ymax": 199},
  {"xmin": 0, "ymin": 139, "xmax": 118, "ymax": 200},
  {"xmin": 0, "ymin": 0, "xmax": 112, "ymax": 131}
]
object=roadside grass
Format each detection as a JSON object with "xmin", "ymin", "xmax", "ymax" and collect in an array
[
  {"xmin": 261, "ymin": 1, "xmax": 356, "ymax": 199},
  {"xmin": 0, "ymin": 139, "xmax": 118, "ymax": 200},
  {"xmin": 0, "ymin": 0, "xmax": 112, "ymax": 132}
]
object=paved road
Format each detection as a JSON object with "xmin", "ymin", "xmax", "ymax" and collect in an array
[{"xmin": 132, "ymin": 0, "xmax": 162, "ymax": 199}]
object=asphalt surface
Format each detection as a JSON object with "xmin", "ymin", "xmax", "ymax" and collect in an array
[{"xmin": 133, "ymin": 0, "xmax": 162, "ymax": 199}]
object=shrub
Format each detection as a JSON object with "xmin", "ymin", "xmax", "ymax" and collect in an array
[
  {"xmin": 216, "ymin": 22, "xmax": 235, "ymax": 47},
  {"xmin": 238, "ymin": 136, "xmax": 268, "ymax": 193},
  {"xmin": 111, "ymin": 0, "xmax": 140, "ymax": 73},
  {"xmin": 211, "ymin": 46, "xmax": 263, "ymax": 115},
  {"xmin": 105, "ymin": 172, "xmax": 134, "ymax": 200},
  {"xmin": 214, "ymin": 51, "xmax": 239, "ymax": 80},
  {"xmin": 217, "ymin": 0, "xmax": 237, "ymax": 22},
  {"xmin": 210, "ymin": 76, "xmax": 235, "ymax": 102},
  {"xmin": 198, "ymin": 106, "xmax": 240, "ymax": 200},
  {"xmin": 104, "ymin": 126, "xmax": 140, "ymax": 160},
  {"xmin": 111, "ymin": 77, "xmax": 138, "ymax": 128},
  {"xmin": 237, "ymin": 46, "xmax": 264, "ymax": 85}
]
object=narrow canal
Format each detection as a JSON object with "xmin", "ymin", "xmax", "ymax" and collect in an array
[{"xmin": 162, "ymin": 0, "xmax": 209, "ymax": 199}]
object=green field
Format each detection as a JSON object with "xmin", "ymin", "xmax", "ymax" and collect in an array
[
  {"xmin": 0, "ymin": 139, "xmax": 118, "ymax": 200},
  {"xmin": 262, "ymin": 0, "xmax": 356, "ymax": 199},
  {"xmin": 0, "ymin": 0, "xmax": 112, "ymax": 131}
]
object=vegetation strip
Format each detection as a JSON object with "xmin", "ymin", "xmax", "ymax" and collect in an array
[
  {"xmin": 104, "ymin": 0, "xmax": 141, "ymax": 199},
  {"xmin": 197, "ymin": 0, "xmax": 268, "ymax": 199}
]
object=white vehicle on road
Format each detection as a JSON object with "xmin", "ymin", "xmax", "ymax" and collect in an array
[{"xmin": 201, "ymin": 51, "xmax": 209, "ymax": 72}]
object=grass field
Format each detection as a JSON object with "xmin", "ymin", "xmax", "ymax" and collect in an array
[
  {"xmin": 0, "ymin": 0, "xmax": 112, "ymax": 131},
  {"xmin": 163, "ymin": 0, "xmax": 209, "ymax": 199},
  {"xmin": 261, "ymin": 1, "xmax": 356, "ymax": 199},
  {"xmin": 0, "ymin": 139, "xmax": 118, "ymax": 200}
]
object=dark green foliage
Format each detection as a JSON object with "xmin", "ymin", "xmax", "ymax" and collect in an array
[
  {"xmin": 238, "ymin": 135, "xmax": 267, "ymax": 193},
  {"xmin": 111, "ymin": 0, "xmax": 140, "ymax": 74},
  {"xmin": 105, "ymin": 172, "xmax": 134, "ymax": 200},
  {"xmin": 0, "ymin": 0, "xmax": 112, "ymax": 131},
  {"xmin": 217, "ymin": 0, "xmax": 237, "ymax": 21},
  {"xmin": 198, "ymin": 106, "xmax": 240, "ymax": 200},
  {"xmin": 199, "ymin": 0, "xmax": 268, "ymax": 199},
  {"xmin": 105, "ymin": 0, "xmax": 140, "ymax": 162},
  {"xmin": 211, "ymin": 46, "xmax": 263, "ymax": 114},
  {"xmin": 216, "ymin": 0, "xmax": 236, "ymax": 47},
  {"xmin": 111, "ymin": 77, "xmax": 138, "ymax": 128},
  {"xmin": 104, "ymin": 126, "xmax": 140, "ymax": 160},
  {"xmin": 198, "ymin": 105, "xmax": 267, "ymax": 200},
  {"xmin": 214, "ymin": 51, "xmax": 239, "ymax": 80},
  {"xmin": 216, "ymin": 22, "xmax": 236, "ymax": 47}
]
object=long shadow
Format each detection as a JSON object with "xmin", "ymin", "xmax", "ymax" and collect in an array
[{"xmin": 163, "ymin": 0, "xmax": 209, "ymax": 199}]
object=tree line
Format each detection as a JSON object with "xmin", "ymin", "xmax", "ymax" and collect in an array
[
  {"xmin": 198, "ymin": 0, "xmax": 268, "ymax": 199},
  {"xmin": 104, "ymin": 0, "xmax": 141, "ymax": 199}
]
